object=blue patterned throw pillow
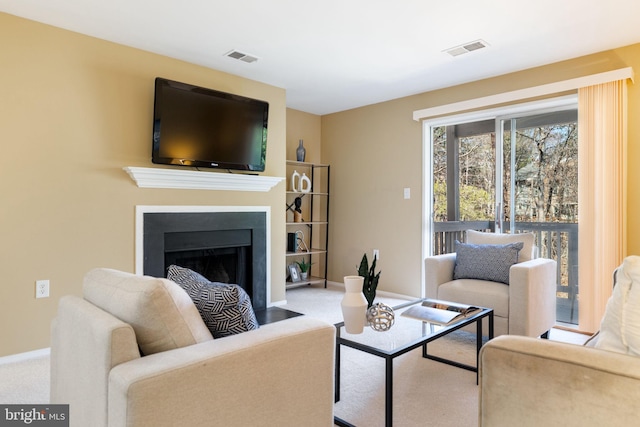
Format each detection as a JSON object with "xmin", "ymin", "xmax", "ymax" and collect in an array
[
  {"xmin": 167, "ymin": 265, "xmax": 259, "ymax": 338},
  {"xmin": 453, "ymin": 241, "xmax": 524, "ymax": 285}
]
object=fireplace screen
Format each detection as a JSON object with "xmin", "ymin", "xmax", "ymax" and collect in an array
[{"xmin": 165, "ymin": 246, "xmax": 249, "ymax": 288}]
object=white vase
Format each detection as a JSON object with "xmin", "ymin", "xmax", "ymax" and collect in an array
[
  {"xmin": 299, "ymin": 173, "xmax": 311, "ymax": 193},
  {"xmin": 291, "ymin": 170, "xmax": 300, "ymax": 192},
  {"xmin": 341, "ymin": 275, "xmax": 367, "ymax": 334}
]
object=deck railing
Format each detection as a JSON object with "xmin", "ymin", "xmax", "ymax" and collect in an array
[{"xmin": 432, "ymin": 221, "xmax": 579, "ymax": 325}]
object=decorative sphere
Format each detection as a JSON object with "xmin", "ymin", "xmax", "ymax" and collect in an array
[{"xmin": 366, "ymin": 303, "xmax": 395, "ymax": 332}]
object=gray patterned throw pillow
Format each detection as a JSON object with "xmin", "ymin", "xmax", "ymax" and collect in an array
[
  {"xmin": 453, "ymin": 241, "xmax": 524, "ymax": 285},
  {"xmin": 167, "ymin": 265, "xmax": 259, "ymax": 338}
]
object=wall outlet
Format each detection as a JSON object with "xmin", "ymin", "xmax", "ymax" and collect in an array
[
  {"xmin": 36, "ymin": 280, "xmax": 50, "ymax": 298},
  {"xmin": 403, "ymin": 187, "xmax": 411, "ymax": 199},
  {"xmin": 373, "ymin": 249, "xmax": 380, "ymax": 261}
]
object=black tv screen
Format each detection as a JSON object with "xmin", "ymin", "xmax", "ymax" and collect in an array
[{"xmin": 152, "ymin": 78, "xmax": 269, "ymax": 172}]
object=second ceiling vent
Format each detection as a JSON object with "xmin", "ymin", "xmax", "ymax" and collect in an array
[
  {"xmin": 225, "ymin": 49, "xmax": 259, "ymax": 63},
  {"xmin": 444, "ymin": 39, "xmax": 489, "ymax": 57}
]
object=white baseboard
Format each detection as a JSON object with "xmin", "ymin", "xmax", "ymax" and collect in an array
[
  {"xmin": 326, "ymin": 280, "xmax": 343, "ymax": 289},
  {"xmin": 270, "ymin": 299, "xmax": 287, "ymax": 306},
  {"xmin": 376, "ymin": 289, "xmax": 416, "ymax": 301},
  {"xmin": 327, "ymin": 280, "xmax": 415, "ymax": 301},
  {"xmin": 0, "ymin": 348, "xmax": 50, "ymax": 365}
]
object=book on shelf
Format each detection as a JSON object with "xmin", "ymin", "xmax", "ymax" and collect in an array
[{"xmin": 401, "ymin": 299, "xmax": 481, "ymax": 326}]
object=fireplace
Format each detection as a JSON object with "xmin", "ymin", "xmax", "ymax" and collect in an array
[{"xmin": 139, "ymin": 208, "xmax": 268, "ymax": 311}]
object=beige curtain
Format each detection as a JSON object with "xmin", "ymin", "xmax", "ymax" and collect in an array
[{"xmin": 578, "ymin": 80, "xmax": 628, "ymax": 333}]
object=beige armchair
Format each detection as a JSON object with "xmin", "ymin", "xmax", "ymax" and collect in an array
[
  {"xmin": 478, "ymin": 335, "xmax": 640, "ymax": 426},
  {"xmin": 425, "ymin": 230, "xmax": 556, "ymax": 337},
  {"xmin": 50, "ymin": 268, "xmax": 335, "ymax": 427},
  {"xmin": 479, "ymin": 256, "xmax": 640, "ymax": 426}
]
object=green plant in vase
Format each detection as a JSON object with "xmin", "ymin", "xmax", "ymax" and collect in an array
[
  {"xmin": 358, "ymin": 253, "xmax": 381, "ymax": 308},
  {"xmin": 296, "ymin": 259, "xmax": 313, "ymax": 280}
]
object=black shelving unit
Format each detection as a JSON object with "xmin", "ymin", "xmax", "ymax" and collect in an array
[{"xmin": 285, "ymin": 161, "xmax": 330, "ymax": 288}]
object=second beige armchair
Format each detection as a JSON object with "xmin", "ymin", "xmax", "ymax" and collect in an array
[{"xmin": 425, "ymin": 230, "xmax": 556, "ymax": 338}]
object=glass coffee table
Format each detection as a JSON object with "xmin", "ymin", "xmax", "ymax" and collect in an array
[{"xmin": 334, "ymin": 299, "xmax": 494, "ymax": 427}]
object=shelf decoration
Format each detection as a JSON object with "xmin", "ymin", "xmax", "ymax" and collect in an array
[
  {"xmin": 296, "ymin": 139, "xmax": 306, "ymax": 162},
  {"xmin": 296, "ymin": 259, "xmax": 313, "ymax": 280},
  {"xmin": 299, "ymin": 173, "xmax": 311, "ymax": 193},
  {"xmin": 293, "ymin": 197, "xmax": 303, "ymax": 222},
  {"xmin": 291, "ymin": 170, "xmax": 300, "ymax": 192}
]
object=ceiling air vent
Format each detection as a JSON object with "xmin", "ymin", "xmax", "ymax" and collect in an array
[
  {"xmin": 225, "ymin": 49, "xmax": 259, "ymax": 63},
  {"xmin": 444, "ymin": 39, "xmax": 489, "ymax": 57}
]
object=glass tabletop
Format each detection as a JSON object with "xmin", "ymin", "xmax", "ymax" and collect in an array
[{"xmin": 335, "ymin": 299, "xmax": 492, "ymax": 356}]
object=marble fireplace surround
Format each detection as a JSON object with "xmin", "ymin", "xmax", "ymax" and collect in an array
[{"xmin": 135, "ymin": 205, "xmax": 271, "ymax": 310}]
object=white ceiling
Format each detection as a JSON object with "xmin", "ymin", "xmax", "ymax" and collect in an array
[{"xmin": 2, "ymin": 0, "xmax": 640, "ymax": 115}]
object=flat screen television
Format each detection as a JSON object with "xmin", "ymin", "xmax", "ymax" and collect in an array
[{"xmin": 152, "ymin": 77, "xmax": 269, "ymax": 172}]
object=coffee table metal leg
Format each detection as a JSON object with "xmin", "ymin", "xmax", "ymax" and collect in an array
[
  {"xmin": 385, "ymin": 357, "xmax": 393, "ymax": 427},
  {"xmin": 476, "ymin": 318, "xmax": 483, "ymax": 384},
  {"xmin": 489, "ymin": 311, "xmax": 494, "ymax": 339},
  {"xmin": 335, "ymin": 342, "xmax": 341, "ymax": 402}
]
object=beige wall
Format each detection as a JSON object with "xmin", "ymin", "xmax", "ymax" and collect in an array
[
  {"xmin": 614, "ymin": 44, "xmax": 640, "ymax": 254},
  {"xmin": 322, "ymin": 44, "xmax": 640, "ymax": 298},
  {"xmin": 0, "ymin": 13, "xmax": 287, "ymax": 356},
  {"xmin": 322, "ymin": 101, "xmax": 423, "ymax": 294}
]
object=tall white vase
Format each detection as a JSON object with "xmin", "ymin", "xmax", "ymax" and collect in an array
[
  {"xmin": 299, "ymin": 173, "xmax": 311, "ymax": 193},
  {"xmin": 341, "ymin": 275, "xmax": 367, "ymax": 334},
  {"xmin": 290, "ymin": 170, "xmax": 300, "ymax": 192}
]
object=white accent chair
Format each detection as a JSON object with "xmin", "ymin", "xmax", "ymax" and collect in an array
[
  {"xmin": 425, "ymin": 230, "xmax": 557, "ymax": 338},
  {"xmin": 50, "ymin": 268, "xmax": 335, "ymax": 427}
]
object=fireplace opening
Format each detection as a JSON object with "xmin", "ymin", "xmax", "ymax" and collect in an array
[
  {"xmin": 142, "ymin": 211, "xmax": 267, "ymax": 311},
  {"xmin": 165, "ymin": 246, "xmax": 250, "ymax": 289}
]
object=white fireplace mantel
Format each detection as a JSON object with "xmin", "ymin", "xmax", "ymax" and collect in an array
[{"xmin": 124, "ymin": 167, "xmax": 284, "ymax": 192}]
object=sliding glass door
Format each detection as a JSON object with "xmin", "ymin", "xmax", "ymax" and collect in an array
[
  {"xmin": 430, "ymin": 119, "xmax": 496, "ymax": 252},
  {"xmin": 500, "ymin": 111, "xmax": 578, "ymax": 230},
  {"xmin": 425, "ymin": 101, "xmax": 579, "ymax": 325}
]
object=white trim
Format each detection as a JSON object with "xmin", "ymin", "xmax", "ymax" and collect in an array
[
  {"xmin": 375, "ymin": 289, "xmax": 415, "ymax": 301},
  {"xmin": 420, "ymin": 95, "xmax": 578, "ymax": 128},
  {"xmin": 413, "ymin": 67, "xmax": 634, "ymax": 121},
  {"xmin": 134, "ymin": 205, "xmax": 272, "ymax": 306},
  {"xmin": 421, "ymin": 119, "xmax": 433, "ymax": 295},
  {"xmin": 0, "ymin": 348, "xmax": 50, "ymax": 365},
  {"xmin": 322, "ymin": 280, "xmax": 415, "ymax": 301},
  {"xmin": 124, "ymin": 167, "xmax": 284, "ymax": 192},
  {"xmin": 271, "ymin": 281, "xmax": 414, "ymax": 307}
]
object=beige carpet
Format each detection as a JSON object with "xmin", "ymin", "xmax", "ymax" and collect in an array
[{"xmin": 0, "ymin": 350, "xmax": 50, "ymax": 404}]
